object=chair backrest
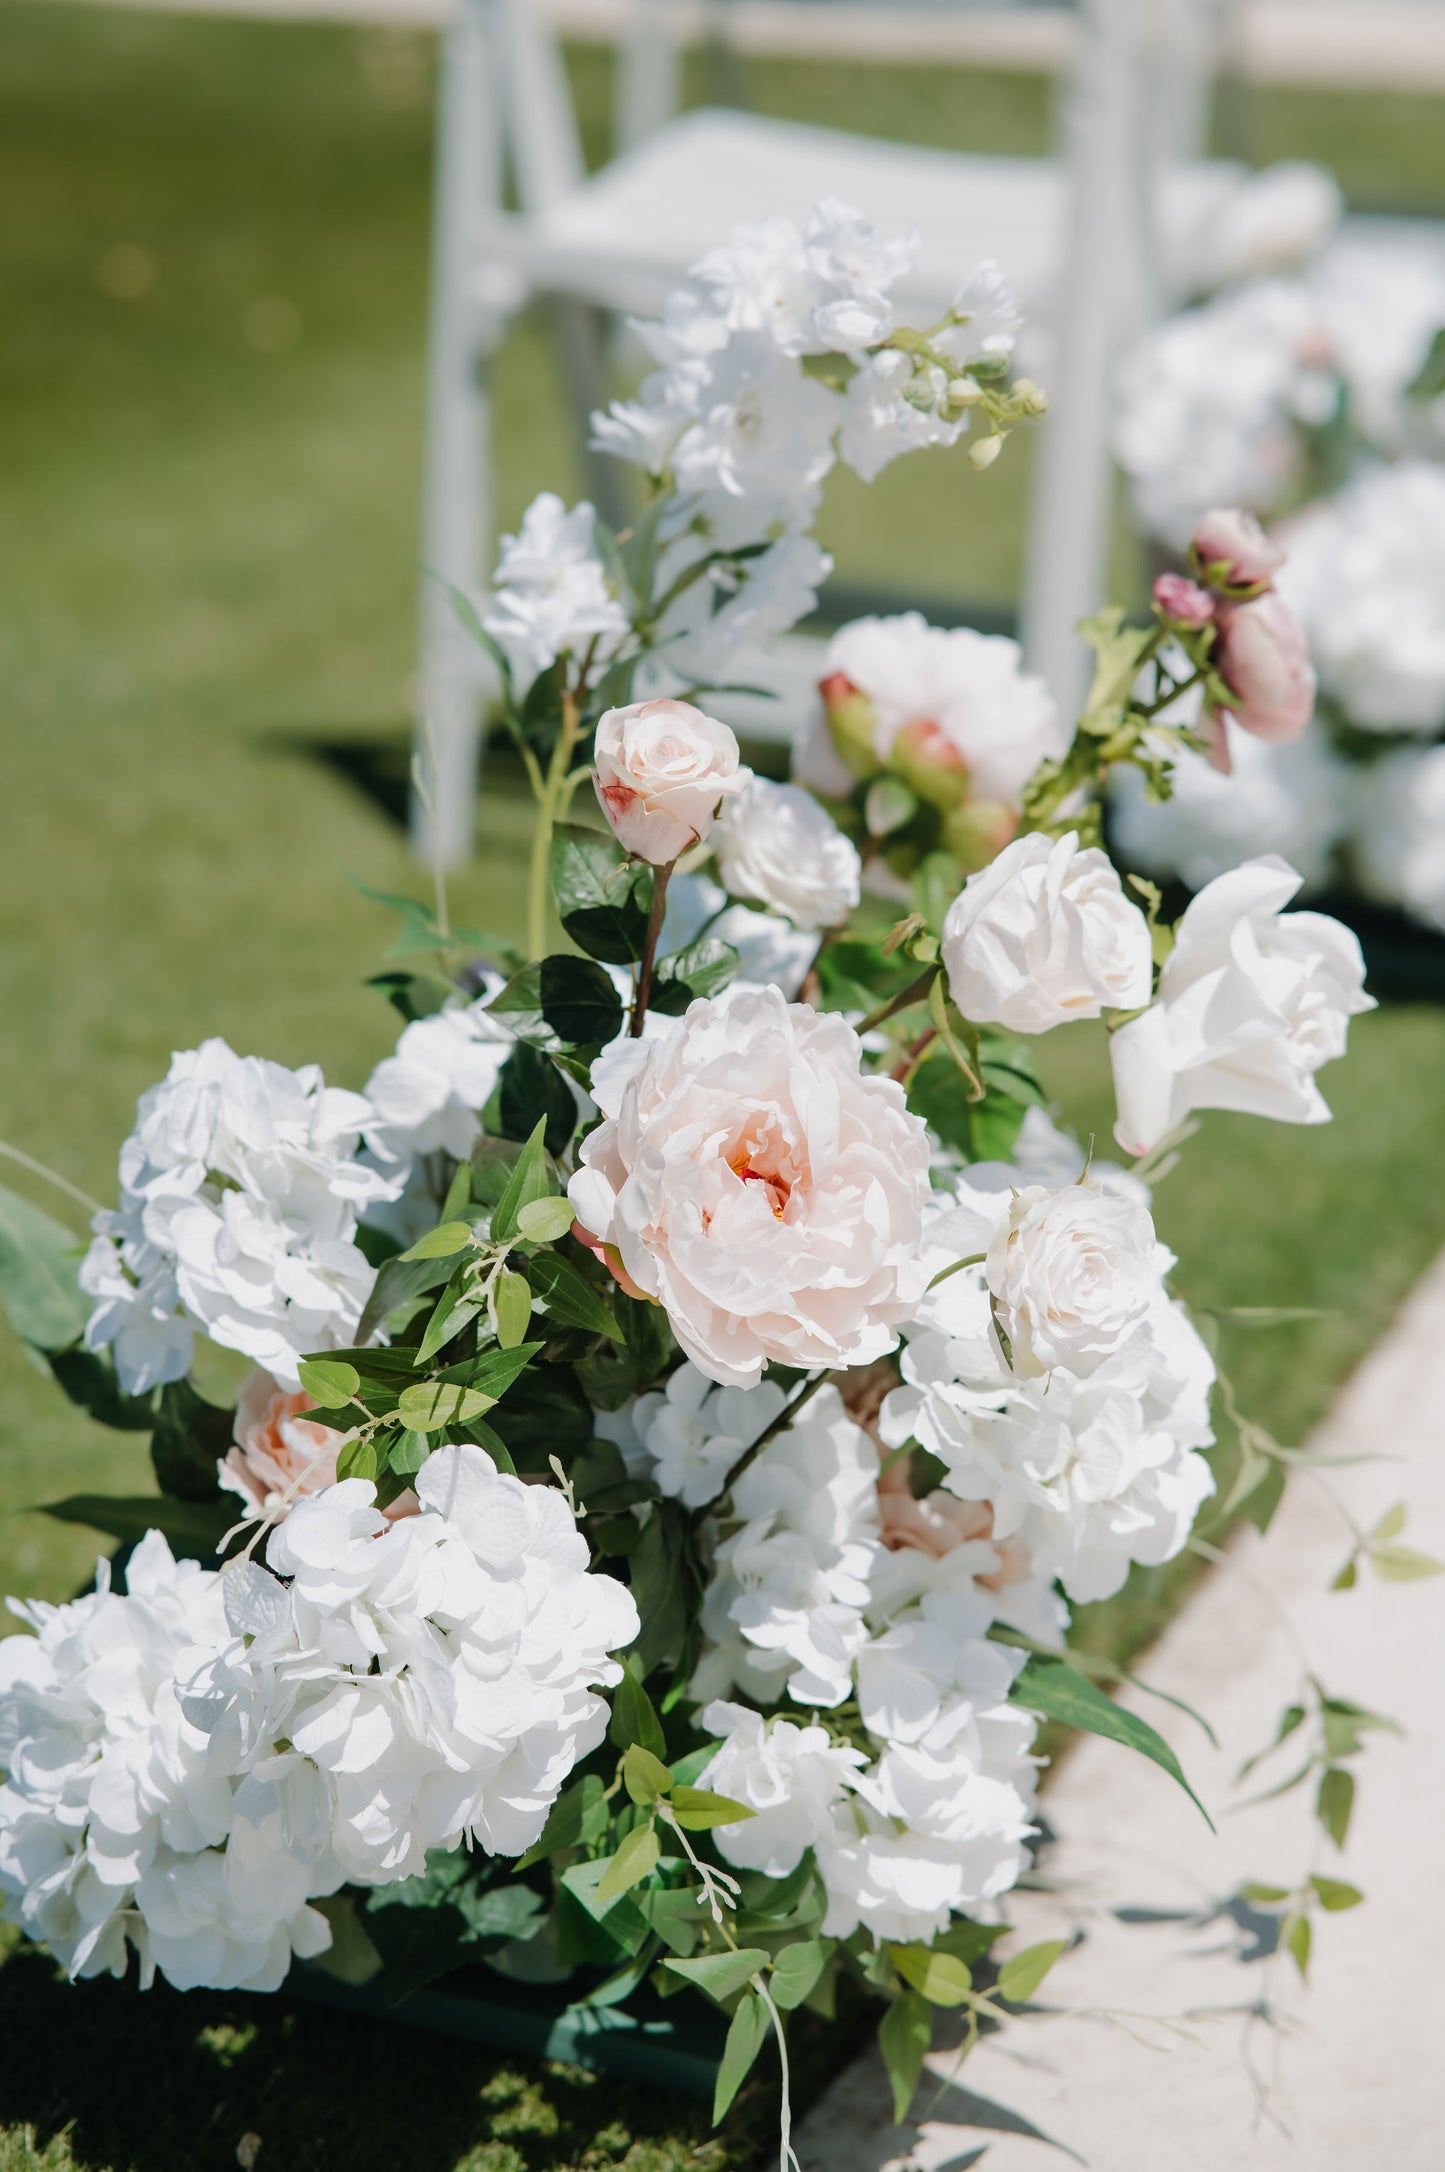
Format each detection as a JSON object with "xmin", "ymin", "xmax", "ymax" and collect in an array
[{"xmin": 495, "ymin": 0, "xmax": 586, "ymax": 210}]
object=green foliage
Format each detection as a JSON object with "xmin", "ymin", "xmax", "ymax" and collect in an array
[
  {"xmin": 489, "ymin": 956, "xmax": 623, "ymax": 1053},
  {"xmin": 149, "ymin": 1378, "xmax": 229, "ymax": 1501},
  {"xmin": 0, "ymin": 1185, "xmax": 87, "ymax": 1352},
  {"xmin": 662, "ymin": 1948, "xmax": 768, "ymax": 2009},
  {"xmin": 668, "ymin": 1788, "xmax": 754, "ymax": 1833},
  {"xmin": 364, "ymin": 1854, "xmax": 546, "ymax": 2004},
  {"xmin": 648, "ymin": 938, "xmax": 741, "ymax": 1016},
  {"xmin": 525, "ymin": 1252, "xmax": 624, "ymax": 1342},
  {"xmin": 517, "ymin": 1772, "xmax": 610, "ymax": 1869},
  {"xmin": 552, "ymin": 824, "xmax": 653, "ymax": 965},
  {"xmin": 399, "ymin": 1221, "xmax": 473, "ymax": 1262},
  {"xmin": 878, "ymin": 1987, "xmax": 932, "ymax": 2123},
  {"xmin": 36, "ymin": 1493, "xmax": 233, "ymax": 1560},
  {"xmin": 608, "ymin": 1661, "xmax": 667, "ymax": 1759},
  {"xmin": 487, "ymin": 1119, "xmax": 555, "ymax": 1243},
  {"xmin": 890, "ymin": 1944, "xmax": 971, "ymax": 2006},
  {"xmin": 492, "ymin": 1267, "xmax": 534, "ymax": 1349},
  {"xmin": 621, "ymin": 1744, "xmax": 674, "ymax": 1805},
  {"xmin": 995, "ymin": 1939, "xmax": 1069, "ymax": 2006},
  {"xmin": 1317, "ymin": 1766, "xmax": 1355, "ymax": 1849},
  {"xmin": 497, "ymin": 1040, "xmax": 578, "ymax": 1159},
  {"xmin": 1012, "ymin": 1657, "xmax": 1213, "ymax": 1826},
  {"xmin": 594, "ymin": 1823, "xmax": 661, "ymax": 1905},
  {"xmin": 713, "ymin": 1990, "xmax": 770, "ymax": 2122},
  {"xmin": 46, "ymin": 1347, "xmax": 155, "ymax": 1432},
  {"xmin": 297, "ymin": 1356, "xmax": 362, "ymax": 1405}
]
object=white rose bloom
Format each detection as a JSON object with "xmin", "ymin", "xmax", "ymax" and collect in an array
[
  {"xmin": 1351, "ymin": 744, "xmax": 1445, "ymax": 934},
  {"xmin": 942, "ymin": 831, "xmax": 1153, "ymax": 1034},
  {"xmin": 822, "ymin": 613, "xmax": 1063, "ymax": 804},
  {"xmin": 569, "ymin": 986, "xmax": 931, "ymax": 1389},
  {"xmin": 712, "ymin": 777, "xmax": 862, "ymax": 931},
  {"xmin": 593, "ymin": 699, "xmax": 751, "ymax": 866},
  {"xmin": 0, "ymin": 1531, "xmax": 337, "ymax": 1993},
  {"xmin": 80, "ymin": 1039, "xmax": 395, "ymax": 1395},
  {"xmin": 1110, "ymin": 856, "xmax": 1374, "ymax": 1156},
  {"xmin": 696, "ymin": 1702, "xmax": 866, "ymax": 1879},
  {"xmin": 986, "ymin": 1181, "xmax": 1165, "ymax": 1380},
  {"xmin": 1112, "ymin": 707, "xmax": 1348, "ymax": 897},
  {"xmin": 1276, "ymin": 463, "xmax": 1445, "ymax": 735},
  {"xmin": 613, "ymin": 1362, "xmax": 787, "ymax": 1511},
  {"xmin": 482, "ymin": 492, "xmax": 631, "ymax": 686}
]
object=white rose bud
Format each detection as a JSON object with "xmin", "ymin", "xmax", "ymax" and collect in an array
[
  {"xmin": 986, "ymin": 1182, "xmax": 1161, "ymax": 1379},
  {"xmin": 713, "ymin": 777, "xmax": 862, "ymax": 931},
  {"xmin": 1110, "ymin": 855, "xmax": 1375, "ymax": 1157},
  {"xmin": 593, "ymin": 698, "xmax": 751, "ymax": 866},
  {"xmin": 941, "ymin": 831, "xmax": 1153, "ymax": 1034}
]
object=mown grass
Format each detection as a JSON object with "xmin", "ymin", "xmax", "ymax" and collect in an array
[{"xmin": 1, "ymin": 7, "xmax": 1443, "ymax": 2164}]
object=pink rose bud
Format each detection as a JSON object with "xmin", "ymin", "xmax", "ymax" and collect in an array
[
  {"xmin": 1152, "ymin": 572, "xmax": 1216, "ymax": 627},
  {"xmin": 1208, "ymin": 592, "xmax": 1315, "ymax": 769},
  {"xmin": 592, "ymin": 698, "xmax": 750, "ymax": 866},
  {"xmin": 818, "ymin": 669, "xmax": 881, "ymax": 779},
  {"xmin": 1190, "ymin": 507, "xmax": 1285, "ymax": 595}
]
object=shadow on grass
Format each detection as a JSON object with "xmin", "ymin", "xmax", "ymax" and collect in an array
[{"xmin": 0, "ymin": 1946, "xmax": 743, "ymax": 2172}]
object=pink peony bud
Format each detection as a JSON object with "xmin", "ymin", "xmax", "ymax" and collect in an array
[
  {"xmin": 818, "ymin": 669, "xmax": 881, "ymax": 780},
  {"xmin": 592, "ymin": 698, "xmax": 750, "ymax": 866},
  {"xmin": 1152, "ymin": 572, "xmax": 1216, "ymax": 627},
  {"xmin": 1190, "ymin": 507, "xmax": 1285, "ymax": 595},
  {"xmin": 1207, "ymin": 591, "xmax": 1315, "ymax": 771}
]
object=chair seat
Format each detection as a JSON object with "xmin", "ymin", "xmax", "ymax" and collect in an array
[{"xmin": 480, "ymin": 106, "xmax": 1245, "ymax": 322}]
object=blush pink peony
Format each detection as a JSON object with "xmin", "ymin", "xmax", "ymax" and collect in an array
[{"xmin": 568, "ymin": 986, "xmax": 932, "ymax": 1389}]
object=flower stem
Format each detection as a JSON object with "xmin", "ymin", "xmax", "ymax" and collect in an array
[
  {"xmin": 630, "ymin": 858, "xmax": 674, "ymax": 1038},
  {"xmin": 856, "ymin": 967, "xmax": 938, "ymax": 1038},
  {"xmin": 0, "ymin": 1139, "xmax": 102, "ymax": 1218},
  {"xmin": 526, "ymin": 672, "xmax": 591, "ymax": 962}
]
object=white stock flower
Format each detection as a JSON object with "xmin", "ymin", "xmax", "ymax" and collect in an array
[
  {"xmin": 1111, "ymin": 707, "xmax": 1348, "ymax": 896},
  {"xmin": 199, "ymin": 1447, "xmax": 640, "ymax": 1880},
  {"xmin": 1351, "ymin": 744, "xmax": 1445, "ymax": 934},
  {"xmin": 837, "ymin": 349, "xmax": 968, "ymax": 482},
  {"xmin": 1110, "ymin": 856, "xmax": 1374, "ymax": 1156},
  {"xmin": 941, "ymin": 831, "xmax": 1153, "ymax": 1034},
  {"xmin": 696, "ymin": 1702, "xmax": 866, "ymax": 1878},
  {"xmin": 608, "ymin": 1362, "xmax": 788, "ymax": 1511},
  {"xmin": 713, "ymin": 777, "xmax": 862, "ymax": 930},
  {"xmin": 822, "ymin": 613, "xmax": 1063, "ymax": 805},
  {"xmin": 0, "ymin": 1532, "xmax": 337, "ymax": 1993},
  {"xmin": 648, "ymin": 529, "xmax": 833, "ymax": 690},
  {"xmin": 1276, "ymin": 462, "xmax": 1445, "ymax": 735},
  {"xmin": 691, "ymin": 198, "xmax": 915, "ymax": 359},
  {"xmin": 80, "ymin": 1039, "xmax": 394, "ymax": 1394},
  {"xmin": 569, "ymin": 986, "xmax": 931, "ymax": 1389},
  {"xmin": 593, "ymin": 699, "xmax": 751, "ymax": 865},
  {"xmin": 482, "ymin": 493, "xmax": 631, "ymax": 686},
  {"xmin": 986, "ymin": 1182, "xmax": 1164, "ymax": 1380}
]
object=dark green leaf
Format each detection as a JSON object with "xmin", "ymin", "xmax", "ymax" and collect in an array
[
  {"xmin": 365, "ymin": 969, "xmax": 457, "ymax": 1024},
  {"xmin": 488, "ymin": 957, "xmax": 622, "ymax": 1053},
  {"xmin": 365, "ymin": 1850, "xmax": 544, "ymax": 2003},
  {"xmin": 484, "ymin": 1363, "xmax": 594, "ymax": 1472},
  {"xmin": 556, "ymin": 1859, "xmax": 651, "ymax": 1963},
  {"xmin": 648, "ymin": 938, "xmax": 740, "ymax": 1016},
  {"xmin": 387, "ymin": 1429, "xmax": 430, "ymax": 1477},
  {"xmin": 517, "ymin": 1772, "xmax": 609, "ymax": 1869},
  {"xmin": 878, "ymin": 1988, "xmax": 932, "ymax": 2124},
  {"xmin": 608, "ymin": 1660, "xmax": 667, "ymax": 1759},
  {"xmin": 497, "ymin": 1041, "xmax": 577, "ymax": 1159},
  {"xmin": 713, "ymin": 1988, "xmax": 769, "ymax": 2122},
  {"xmin": 0, "ymin": 1183, "xmax": 87, "ymax": 1351},
  {"xmin": 415, "ymin": 1271, "xmax": 485, "ymax": 1367},
  {"xmin": 150, "ymin": 1379, "xmax": 229, "ymax": 1502},
  {"xmin": 524, "ymin": 1252, "xmax": 623, "ymax": 1342},
  {"xmin": 1012, "ymin": 1658, "xmax": 1213, "ymax": 1827},
  {"xmin": 552, "ymin": 824, "xmax": 654, "ymax": 966},
  {"xmin": 443, "ymin": 1340, "xmax": 544, "ymax": 1402},
  {"xmin": 355, "ymin": 1250, "xmax": 457, "ymax": 1345},
  {"xmin": 36, "ymin": 1494, "xmax": 233, "ymax": 1561},
  {"xmin": 46, "ymin": 1347, "xmax": 155, "ymax": 1432},
  {"xmin": 625, "ymin": 1500, "xmax": 694, "ymax": 1673},
  {"xmin": 488, "ymin": 1120, "xmax": 553, "ymax": 1243}
]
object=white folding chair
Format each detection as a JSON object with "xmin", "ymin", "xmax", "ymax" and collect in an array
[{"xmin": 412, "ymin": 0, "xmax": 1241, "ymax": 862}]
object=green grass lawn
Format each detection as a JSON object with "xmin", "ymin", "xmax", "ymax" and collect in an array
[{"xmin": 1, "ymin": 7, "xmax": 1444, "ymax": 2164}]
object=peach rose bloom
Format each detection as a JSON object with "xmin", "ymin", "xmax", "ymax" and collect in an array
[{"xmin": 220, "ymin": 1369, "xmax": 416, "ymax": 1522}]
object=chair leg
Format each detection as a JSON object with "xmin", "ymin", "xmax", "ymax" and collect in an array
[{"xmin": 550, "ymin": 297, "xmax": 630, "ymax": 534}]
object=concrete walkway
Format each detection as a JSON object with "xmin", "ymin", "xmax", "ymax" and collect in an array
[{"xmin": 796, "ymin": 1248, "xmax": 1445, "ymax": 2171}]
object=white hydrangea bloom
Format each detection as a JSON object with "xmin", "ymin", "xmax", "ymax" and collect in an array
[
  {"xmin": 196, "ymin": 1447, "xmax": 640, "ymax": 1879},
  {"xmin": 80, "ymin": 1039, "xmax": 395, "ymax": 1395},
  {"xmin": 482, "ymin": 493, "xmax": 632, "ymax": 687},
  {"xmin": 597, "ymin": 1362, "xmax": 788, "ymax": 1511},
  {"xmin": 1276, "ymin": 462, "xmax": 1445, "ymax": 735},
  {"xmin": 0, "ymin": 1531, "xmax": 337, "ymax": 1994},
  {"xmin": 696, "ymin": 1701, "xmax": 866, "ymax": 1879},
  {"xmin": 358, "ymin": 987, "xmax": 519, "ymax": 1244},
  {"xmin": 1350, "ymin": 743, "xmax": 1445, "ymax": 934},
  {"xmin": 713, "ymin": 777, "xmax": 862, "ymax": 931}
]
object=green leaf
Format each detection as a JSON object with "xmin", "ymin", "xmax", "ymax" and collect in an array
[
  {"xmin": 489, "ymin": 956, "xmax": 623, "ymax": 1053},
  {"xmin": 624, "ymin": 1500, "xmax": 693, "ymax": 1673},
  {"xmin": 497, "ymin": 1041, "xmax": 577, "ymax": 1160},
  {"xmin": 1316, "ymin": 1766, "xmax": 1354, "ymax": 1849},
  {"xmin": 552, "ymin": 824, "xmax": 654, "ymax": 966},
  {"xmin": 488, "ymin": 1119, "xmax": 553, "ymax": 1243},
  {"xmin": 878, "ymin": 1987, "xmax": 932, "ymax": 2125},
  {"xmin": 594, "ymin": 1821, "xmax": 660, "ymax": 1905},
  {"xmin": 1310, "ymin": 1875, "xmax": 1363, "ymax": 1911},
  {"xmin": 622, "ymin": 1743, "xmax": 674, "ymax": 1805},
  {"xmin": 891, "ymin": 1943, "xmax": 972, "ymax": 2006},
  {"xmin": 713, "ymin": 1988, "xmax": 769, "ymax": 2123},
  {"xmin": 336, "ymin": 1434, "xmax": 380, "ymax": 1482},
  {"xmin": 516, "ymin": 1196, "xmax": 577, "ymax": 1244},
  {"xmin": 769, "ymin": 1938, "xmax": 830, "ymax": 2012},
  {"xmin": 364, "ymin": 1850, "xmax": 545, "ymax": 2003},
  {"xmin": 1371, "ymin": 1544, "xmax": 1444, "ymax": 1582},
  {"xmin": 150, "ymin": 1378, "xmax": 229, "ymax": 1501},
  {"xmin": 1237, "ymin": 1703, "xmax": 1306, "ymax": 1782},
  {"xmin": 1284, "ymin": 1911, "xmax": 1311, "ymax": 1981},
  {"xmin": 0, "ymin": 1183, "xmax": 87, "ymax": 1351},
  {"xmin": 415, "ymin": 1271, "xmax": 485, "ymax": 1367},
  {"xmin": 517, "ymin": 1772, "xmax": 609, "ymax": 1869},
  {"xmin": 1239, "ymin": 1883, "xmax": 1293, "ymax": 1905},
  {"xmin": 608, "ymin": 1661, "xmax": 667, "ymax": 1759},
  {"xmin": 387, "ymin": 1429, "xmax": 430, "ymax": 1478},
  {"xmin": 996, "ymin": 1938, "xmax": 1069, "ymax": 2005},
  {"xmin": 355, "ymin": 1249, "xmax": 457, "ymax": 1345},
  {"xmin": 484, "ymin": 1363, "xmax": 593, "ymax": 1471},
  {"xmin": 400, "ymin": 1221, "xmax": 474, "ymax": 1263},
  {"xmin": 492, "ymin": 1268, "xmax": 533, "ymax": 1350},
  {"xmin": 1013, "ymin": 1658, "xmax": 1213, "ymax": 1828},
  {"xmin": 663, "ymin": 1947, "xmax": 768, "ymax": 2009},
  {"xmin": 297, "ymin": 1357, "xmax": 362, "ymax": 1408},
  {"xmin": 46, "ymin": 1347, "xmax": 155, "ymax": 1432},
  {"xmin": 648, "ymin": 937, "xmax": 741, "ymax": 1016},
  {"xmin": 446, "ymin": 1340, "xmax": 543, "ymax": 1402},
  {"xmin": 524, "ymin": 1252, "xmax": 624, "ymax": 1342},
  {"xmin": 668, "ymin": 1787, "xmax": 756, "ymax": 1832},
  {"xmin": 396, "ymin": 1381, "xmax": 495, "ymax": 1431},
  {"xmin": 36, "ymin": 1493, "xmax": 233, "ymax": 1560}
]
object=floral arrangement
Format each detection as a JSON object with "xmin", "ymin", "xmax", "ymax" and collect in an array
[
  {"xmin": 0, "ymin": 202, "xmax": 1400, "ymax": 2154},
  {"xmin": 1112, "ymin": 212, "xmax": 1445, "ymax": 933}
]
